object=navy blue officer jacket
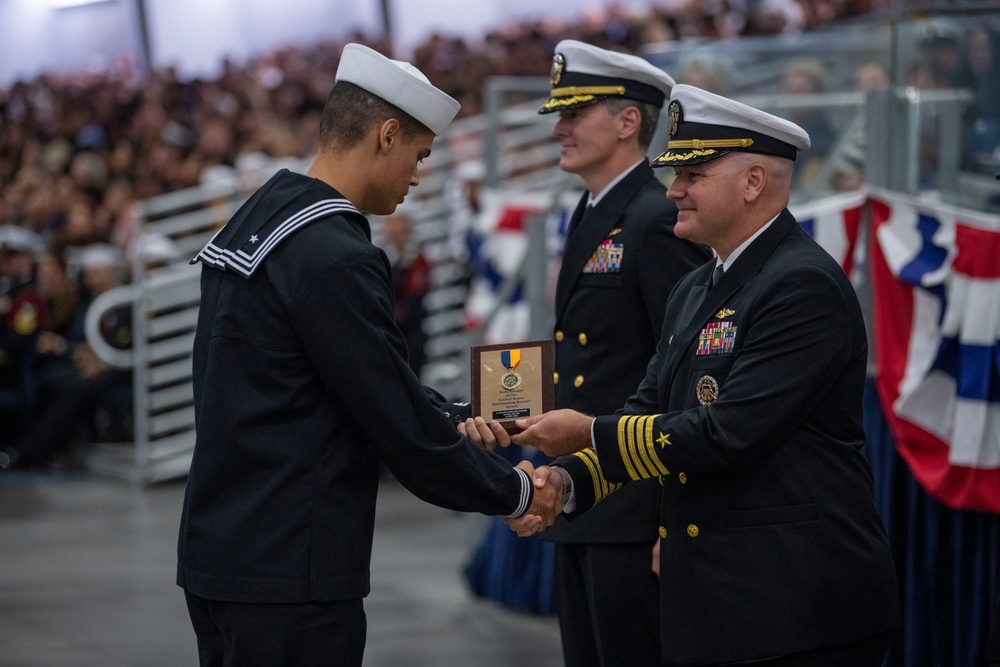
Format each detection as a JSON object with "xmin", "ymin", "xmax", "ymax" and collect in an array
[
  {"xmin": 177, "ymin": 170, "xmax": 532, "ymax": 604},
  {"xmin": 546, "ymin": 159, "xmax": 711, "ymax": 543},
  {"xmin": 557, "ymin": 210, "xmax": 900, "ymax": 664}
]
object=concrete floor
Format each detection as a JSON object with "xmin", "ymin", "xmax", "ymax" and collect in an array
[{"xmin": 0, "ymin": 469, "xmax": 562, "ymax": 666}]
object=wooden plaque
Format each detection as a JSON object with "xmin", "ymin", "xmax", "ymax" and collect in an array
[{"xmin": 470, "ymin": 339, "xmax": 554, "ymax": 434}]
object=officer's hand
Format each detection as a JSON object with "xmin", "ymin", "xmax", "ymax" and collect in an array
[{"xmin": 511, "ymin": 409, "xmax": 593, "ymax": 457}]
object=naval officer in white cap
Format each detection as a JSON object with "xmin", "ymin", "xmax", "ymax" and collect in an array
[
  {"xmin": 507, "ymin": 85, "xmax": 901, "ymax": 666},
  {"xmin": 178, "ymin": 43, "xmax": 562, "ymax": 667},
  {"xmin": 536, "ymin": 40, "xmax": 711, "ymax": 667}
]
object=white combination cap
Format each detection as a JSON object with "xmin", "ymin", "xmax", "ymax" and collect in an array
[
  {"xmin": 652, "ymin": 84, "xmax": 810, "ymax": 167},
  {"xmin": 336, "ymin": 43, "xmax": 460, "ymax": 136},
  {"xmin": 540, "ymin": 39, "xmax": 676, "ymax": 114}
]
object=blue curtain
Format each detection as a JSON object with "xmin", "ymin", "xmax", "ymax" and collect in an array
[{"xmin": 863, "ymin": 378, "xmax": 1000, "ymax": 667}]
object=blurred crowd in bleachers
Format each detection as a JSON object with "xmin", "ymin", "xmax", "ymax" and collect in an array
[{"xmin": 2, "ymin": 1, "xmax": 999, "ymax": 469}]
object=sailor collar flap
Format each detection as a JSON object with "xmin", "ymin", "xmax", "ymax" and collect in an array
[{"xmin": 192, "ymin": 170, "xmax": 366, "ymax": 278}]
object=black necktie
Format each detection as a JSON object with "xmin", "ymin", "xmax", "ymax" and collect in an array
[
  {"xmin": 710, "ymin": 264, "xmax": 724, "ymax": 289},
  {"xmin": 569, "ymin": 203, "xmax": 594, "ymax": 236}
]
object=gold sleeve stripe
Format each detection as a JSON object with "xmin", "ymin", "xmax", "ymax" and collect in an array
[
  {"xmin": 573, "ymin": 449, "xmax": 602, "ymax": 501},
  {"xmin": 633, "ymin": 416, "xmax": 661, "ymax": 478},
  {"xmin": 583, "ymin": 448, "xmax": 619, "ymax": 500},
  {"xmin": 620, "ymin": 416, "xmax": 652, "ymax": 480},
  {"xmin": 668, "ymin": 138, "xmax": 755, "ymax": 149},
  {"xmin": 550, "ymin": 85, "xmax": 626, "ymax": 97},
  {"xmin": 618, "ymin": 415, "xmax": 669, "ymax": 480},
  {"xmin": 573, "ymin": 448, "xmax": 620, "ymax": 502},
  {"xmin": 630, "ymin": 416, "xmax": 656, "ymax": 479},
  {"xmin": 637, "ymin": 415, "xmax": 670, "ymax": 477},
  {"xmin": 618, "ymin": 416, "xmax": 643, "ymax": 480},
  {"xmin": 642, "ymin": 416, "xmax": 670, "ymax": 476},
  {"xmin": 573, "ymin": 449, "xmax": 604, "ymax": 502}
]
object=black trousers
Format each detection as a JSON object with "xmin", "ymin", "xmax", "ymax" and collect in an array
[
  {"xmin": 184, "ymin": 591, "xmax": 366, "ymax": 667},
  {"xmin": 666, "ymin": 630, "xmax": 894, "ymax": 667},
  {"xmin": 741, "ymin": 631, "xmax": 892, "ymax": 667},
  {"xmin": 554, "ymin": 541, "xmax": 661, "ymax": 667}
]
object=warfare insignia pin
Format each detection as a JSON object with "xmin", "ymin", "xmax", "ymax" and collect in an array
[
  {"xmin": 715, "ymin": 308, "xmax": 735, "ymax": 319},
  {"xmin": 550, "ymin": 53, "xmax": 565, "ymax": 86},
  {"xmin": 609, "ymin": 228, "xmax": 622, "ymax": 236},
  {"xmin": 696, "ymin": 375, "xmax": 719, "ymax": 406},
  {"xmin": 667, "ymin": 100, "xmax": 682, "ymax": 136}
]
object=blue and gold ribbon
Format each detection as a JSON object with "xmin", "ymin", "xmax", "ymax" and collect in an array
[{"xmin": 500, "ymin": 349, "xmax": 521, "ymax": 370}]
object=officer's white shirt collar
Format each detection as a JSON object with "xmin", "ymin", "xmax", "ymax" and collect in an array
[
  {"xmin": 587, "ymin": 159, "xmax": 645, "ymax": 207},
  {"xmin": 715, "ymin": 212, "xmax": 780, "ymax": 273}
]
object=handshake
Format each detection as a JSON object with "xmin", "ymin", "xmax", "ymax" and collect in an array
[
  {"xmin": 509, "ymin": 461, "xmax": 564, "ymax": 537},
  {"xmin": 460, "ymin": 409, "xmax": 597, "ymax": 537}
]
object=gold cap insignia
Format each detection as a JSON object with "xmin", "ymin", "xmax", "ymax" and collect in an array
[
  {"xmin": 715, "ymin": 308, "xmax": 735, "ymax": 319},
  {"xmin": 696, "ymin": 375, "xmax": 719, "ymax": 406},
  {"xmin": 667, "ymin": 99, "xmax": 682, "ymax": 136},
  {"xmin": 550, "ymin": 53, "xmax": 565, "ymax": 86}
]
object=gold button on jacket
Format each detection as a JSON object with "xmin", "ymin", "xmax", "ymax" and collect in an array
[
  {"xmin": 578, "ymin": 332, "xmax": 588, "ymax": 345},
  {"xmin": 687, "ymin": 524, "xmax": 699, "ymax": 537},
  {"xmin": 678, "ymin": 472, "xmax": 687, "ymax": 484},
  {"xmin": 658, "ymin": 526, "xmax": 667, "ymax": 539},
  {"xmin": 573, "ymin": 375, "xmax": 584, "ymax": 387},
  {"xmin": 555, "ymin": 330, "xmax": 564, "ymax": 342}
]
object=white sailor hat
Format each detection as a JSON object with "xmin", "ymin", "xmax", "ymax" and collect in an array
[
  {"xmin": 0, "ymin": 225, "xmax": 44, "ymax": 255},
  {"xmin": 131, "ymin": 233, "xmax": 181, "ymax": 265},
  {"xmin": 76, "ymin": 243, "xmax": 125, "ymax": 269},
  {"xmin": 651, "ymin": 84, "xmax": 810, "ymax": 167},
  {"xmin": 336, "ymin": 43, "xmax": 460, "ymax": 136},
  {"xmin": 539, "ymin": 40, "xmax": 675, "ymax": 114}
]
